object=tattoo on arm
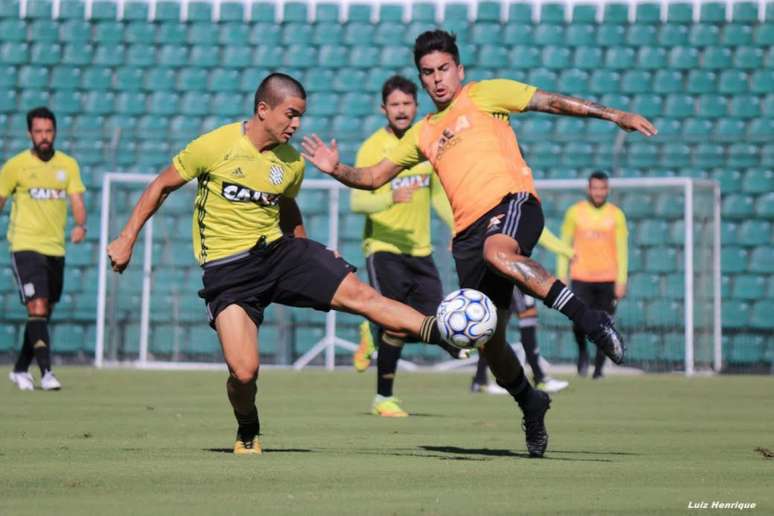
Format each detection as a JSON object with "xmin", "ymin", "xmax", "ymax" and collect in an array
[
  {"xmin": 333, "ymin": 163, "xmax": 374, "ymax": 189},
  {"xmin": 529, "ymin": 91, "xmax": 620, "ymax": 121},
  {"xmin": 495, "ymin": 252, "xmax": 554, "ymax": 297}
]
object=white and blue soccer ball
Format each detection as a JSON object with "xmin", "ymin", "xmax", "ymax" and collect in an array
[{"xmin": 436, "ymin": 288, "xmax": 498, "ymax": 349}]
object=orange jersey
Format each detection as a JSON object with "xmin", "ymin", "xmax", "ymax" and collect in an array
[
  {"xmin": 387, "ymin": 80, "xmax": 538, "ymax": 233},
  {"xmin": 558, "ymin": 200, "xmax": 629, "ymax": 284}
]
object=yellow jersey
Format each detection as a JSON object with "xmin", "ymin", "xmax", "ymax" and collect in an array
[
  {"xmin": 386, "ymin": 79, "xmax": 537, "ymax": 233},
  {"xmin": 173, "ymin": 122, "xmax": 305, "ymax": 265},
  {"xmin": 0, "ymin": 150, "xmax": 84, "ymax": 256},
  {"xmin": 351, "ymin": 127, "xmax": 453, "ymax": 257},
  {"xmin": 558, "ymin": 200, "xmax": 629, "ymax": 284}
]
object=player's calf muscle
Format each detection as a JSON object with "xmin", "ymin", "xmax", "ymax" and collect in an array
[
  {"xmin": 486, "ymin": 248, "xmax": 554, "ymax": 298},
  {"xmin": 331, "ymin": 276, "xmax": 422, "ymax": 335}
]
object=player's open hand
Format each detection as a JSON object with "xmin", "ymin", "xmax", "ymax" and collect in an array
[
  {"xmin": 107, "ymin": 235, "xmax": 134, "ymax": 273},
  {"xmin": 614, "ymin": 112, "xmax": 658, "ymax": 137},
  {"xmin": 301, "ymin": 135, "xmax": 340, "ymax": 174}
]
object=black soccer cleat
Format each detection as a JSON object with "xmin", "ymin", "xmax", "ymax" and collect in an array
[
  {"xmin": 521, "ymin": 390, "xmax": 551, "ymax": 458},
  {"xmin": 584, "ymin": 311, "xmax": 625, "ymax": 365}
]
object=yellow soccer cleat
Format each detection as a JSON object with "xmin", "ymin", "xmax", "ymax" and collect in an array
[
  {"xmin": 353, "ymin": 321, "xmax": 375, "ymax": 373},
  {"xmin": 371, "ymin": 395, "xmax": 409, "ymax": 417},
  {"xmin": 233, "ymin": 435, "xmax": 263, "ymax": 455}
]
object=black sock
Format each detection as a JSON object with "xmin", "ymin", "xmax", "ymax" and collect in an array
[
  {"xmin": 418, "ymin": 316, "xmax": 444, "ymax": 345},
  {"xmin": 14, "ymin": 325, "xmax": 34, "ymax": 373},
  {"xmin": 377, "ymin": 337, "xmax": 402, "ymax": 397},
  {"xmin": 520, "ymin": 326, "xmax": 545, "ymax": 383},
  {"xmin": 235, "ymin": 406, "xmax": 260, "ymax": 441},
  {"xmin": 473, "ymin": 354, "xmax": 489, "ymax": 384},
  {"xmin": 594, "ymin": 348, "xmax": 606, "ymax": 375},
  {"xmin": 543, "ymin": 280, "xmax": 587, "ymax": 323},
  {"xmin": 496, "ymin": 368, "xmax": 535, "ymax": 407},
  {"xmin": 27, "ymin": 317, "xmax": 51, "ymax": 375},
  {"xmin": 573, "ymin": 325, "xmax": 587, "ymax": 356}
]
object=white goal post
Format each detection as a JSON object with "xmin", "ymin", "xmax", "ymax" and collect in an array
[{"xmin": 95, "ymin": 173, "xmax": 721, "ymax": 375}]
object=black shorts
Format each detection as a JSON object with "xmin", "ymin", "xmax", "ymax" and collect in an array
[
  {"xmin": 366, "ymin": 252, "xmax": 443, "ymax": 339},
  {"xmin": 452, "ymin": 193, "xmax": 544, "ymax": 310},
  {"xmin": 199, "ymin": 236, "xmax": 355, "ymax": 329},
  {"xmin": 10, "ymin": 251, "xmax": 65, "ymax": 304},
  {"xmin": 571, "ymin": 280, "xmax": 617, "ymax": 315}
]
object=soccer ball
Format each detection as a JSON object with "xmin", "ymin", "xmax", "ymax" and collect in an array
[{"xmin": 436, "ymin": 289, "xmax": 498, "ymax": 349}]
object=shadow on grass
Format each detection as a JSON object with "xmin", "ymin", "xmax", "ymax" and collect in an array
[
  {"xmin": 359, "ymin": 412, "xmax": 448, "ymax": 418},
  {"xmin": 419, "ymin": 445, "xmax": 615, "ymax": 462},
  {"xmin": 205, "ymin": 448, "xmax": 313, "ymax": 454}
]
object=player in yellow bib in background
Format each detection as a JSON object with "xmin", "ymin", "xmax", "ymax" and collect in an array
[
  {"xmin": 303, "ymin": 30, "xmax": 656, "ymax": 457},
  {"xmin": 1, "ymin": 107, "xmax": 87, "ymax": 392},
  {"xmin": 559, "ymin": 171, "xmax": 628, "ymax": 379},
  {"xmin": 349, "ymin": 76, "xmax": 458, "ymax": 417}
]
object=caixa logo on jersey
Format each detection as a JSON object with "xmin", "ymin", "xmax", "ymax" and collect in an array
[
  {"xmin": 222, "ymin": 182, "xmax": 280, "ymax": 206},
  {"xmin": 390, "ymin": 175, "xmax": 430, "ymax": 190},
  {"xmin": 29, "ymin": 188, "xmax": 67, "ymax": 200}
]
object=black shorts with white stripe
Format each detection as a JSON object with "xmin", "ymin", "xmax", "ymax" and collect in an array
[{"xmin": 452, "ymin": 193, "xmax": 544, "ymax": 310}]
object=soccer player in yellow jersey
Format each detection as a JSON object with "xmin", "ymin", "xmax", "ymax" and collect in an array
[
  {"xmin": 302, "ymin": 30, "xmax": 656, "ymax": 457},
  {"xmin": 1, "ymin": 107, "xmax": 87, "ymax": 391},
  {"xmin": 350, "ymin": 76, "xmax": 456, "ymax": 417},
  {"xmin": 558, "ymin": 171, "xmax": 628, "ymax": 379},
  {"xmin": 107, "ymin": 74, "xmax": 455, "ymax": 455}
]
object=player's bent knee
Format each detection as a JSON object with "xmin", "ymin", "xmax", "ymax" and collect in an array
[
  {"xmin": 27, "ymin": 298, "xmax": 49, "ymax": 317},
  {"xmin": 230, "ymin": 367, "xmax": 258, "ymax": 385},
  {"xmin": 331, "ymin": 273, "xmax": 380, "ymax": 314}
]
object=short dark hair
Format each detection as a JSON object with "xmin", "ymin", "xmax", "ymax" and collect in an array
[
  {"xmin": 413, "ymin": 30, "xmax": 460, "ymax": 68},
  {"xmin": 589, "ymin": 170, "xmax": 609, "ymax": 182},
  {"xmin": 381, "ymin": 75, "xmax": 417, "ymax": 104},
  {"xmin": 27, "ymin": 107, "xmax": 56, "ymax": 131},
  {"xmin": 254, "ymin": 72, "xmax": 307, "ymax": 113}
]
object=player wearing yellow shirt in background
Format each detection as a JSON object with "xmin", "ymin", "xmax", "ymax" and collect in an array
[
  {"xmin": 558, "ymin": 171, "xmax": 628, "ymax": 379},
  {"xmin": 472, "ymin": 228, "xmax": 574, "ymax": 395},
  {"xmin": 303, "ymin": 30, "xmax": 656, "ymax": 457},
  {"xmin": 108, "ymin": 74, "xmax": 457, "ymax": 455},
  {"xmin": 1, "ymin": 107, "xmax": 87, "ymax": 392},
  {"xmin": 350, "ymin": 76, "xmax": 456, "ymax": 418}
]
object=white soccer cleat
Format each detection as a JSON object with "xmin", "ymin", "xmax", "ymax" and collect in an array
[
  {"xmin": 536, "ymin": 377, "xmax": 569, "ymax": 394},
  {"xmin": 41, "ymin": 371, "xmax": 62, "ymax": 391},
  {"xmin": 9, "ymin": 371, "xmax": 34, "ymax": 391}
]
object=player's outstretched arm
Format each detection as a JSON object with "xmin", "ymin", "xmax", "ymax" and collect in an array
[
  {"xmin": 301, "ymin": 134, "xmax": 402, "ymax": 190},
  {"xmin": 527, "ymin": 90, "xmax": 658, "ymax": 137},
  {"xmin": 107, "ymin": 164, "xmax": 187, "ymax": 272},
  {"xmin": 69, "ymin": 193, "xmax": 87, "ymax": 243}
]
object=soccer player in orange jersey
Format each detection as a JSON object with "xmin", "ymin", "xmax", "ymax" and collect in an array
[
  {"xmin": 302, "ymin": 30, "xmax": 656, "ymax": 458},
  {"xmin": 558, "ymin": 171, "xmax": 628, "ymax": 379}
]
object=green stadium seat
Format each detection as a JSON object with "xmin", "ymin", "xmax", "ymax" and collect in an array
[
  {"xmin": 754, "ymin": 189, "xmax": 774, "ymax": 217},
  {"xmin": 540, "ymin": 3, "xmax": 566, "ymax": 23},
  {"xmin": 122, "ymin": 1, "xmax": 147, "ymax": 20},
  {"xmin": 306, "ymin": 93, "xmax": 337, "ymax": 116},
  {"xmin": 30, "ymin": 42, "xmax": 61, "ymax": 65},
  {"xmin": 504, "ymin": 23, "xmax": 533, "ymax": 45},
  {"xmin": 49, "ymin": 65, "xmax": 78, "ymax": 90},
  {"xmin": 635, "ymin": 47, "xmax": 666, "ymax": 69},
  {"xmin": 208, "ymin": 68, "xmax": 239, "ymax": 92},
  {"xmin": 211, "ymin": 93, "xmax": 244, "ymax": 117},
  {"xmin": 282, "ymin": 22, "xmax": 312, "ymax": 45},
  {"xmin": 700, "ymin": 2, "xmax": 726, "ymax": 22},
  {"xmin": 477, "ymin": 1, "xmax": 502, "ymax": 21},
  {"xmin": 727, "ymin": 143, "xmax": 758, "ymax": 167},
  {"xmin": 114, "ymin": 66, "xmax": 145, "ymax": 91},
  {"xmin": 223, "ymin": 45, "xmax": 253, "ymax": 68},
  {"xmin": 508, "ymin": 46, "xmax": 540, "ymax": 69},
  {"xmin": 127, "ymin": 44, "xmax": 156, "ymax": 67},
  {"xmin": 689, "ymin": 24, "xmax": 720, "ymax": 46},
  {"xmin": 738, "ymin": 220, "xmax": 769, "ymax": 246},
  {"xmin": 645, "ymin": 299, "xmax": 681, "ymax": 327},
  {"xmin": 722, "ymin": 300, "xmax": 750, "ymax": 329},
  {"xmin": 733, "ymin": 2, "xmax": 760, "ymax": 21},
  {"xmin": 572, "ymin": 46, "xmax": 603, "ymax": 69},
  {"xmin": 659, "ymin": 24, "xmax": 689, "ymax": 46},
  {"xmin": 50, "ymin": 90, "xmax": 81, "ymax": 114},
  {"xmin": 748, "ymin": 118, "xmax": 774, "ymax": 142},
  {"xmin": 248, "ymin": 22, "xmax": 280, "ymax": 45},
  {"xmin": 125, "ymin": 21, "xmax": 155, "ymax": 44},
  {"xmin": 470, "ymin": 22, "xmax": 502, "ymax": 45},
  {"xmin": 754, "ymin": 23, "xmax": 774, "ymax": 45},
  {"xmin": 660, "ymin": 141, "xmax": 691, "ymax": 166},
  {"xmin": 556, "ymin": 69, "xmax": 588, "ymax": 93},
  {"xmin": 696, "ymin": 94, "xmax": 727, "ymax": 118},
  {"xmin": 92, "ymin": 21, "xmax": 122, "ymax": 44},
  {"xmin": 0, "ymin": 0, "xmax": 19, "ymax": 18},
  {"xmin": 694, "ymin": 142, "xmax": 724, "ymax": 166},
  {"xmin": 156, "ymin": 22, "xmax": 187, "ymax": 45},
  {"xmin": 17, "ymin": 65, "xmax": 48, "ymax": 88},
  {"xmin": 477, "ymin": 45, "xmax": 506, "ymax": 68},
  {"xmin": 722, "ymin": 246, "xmax": 749, "ymax": 272},
  {"xmin": 142, "ymin": 67, "xmax": 174, "ymax": 91},
  {"xmin": 645, "ymin": 247, "xmax": 678, "ymax": 272},
  {"xmin": 93, "ymin": 43, "xmax": 124, "ymax": 66},
  {"xmin": 348, "ymin": 46, "xmax": 378, "ymax": 68},
  {"xmin": 155, "ymin": 45, "xmax": 186, "ymax": 67},
  {"xmin": 732, "ymin": 274, "xmax": 766, "ymax": 300},
  {"xmin": 669, "ymin": 46, "xmax": 699, "ymax": 68},
  {"xmin": 82, "ymin": 91, "xmax": 113, "ymax": 114},
  {"xmin": 722, "ymin": 24, "xmax": 754, "ymax": 45},
  {"xmin": 58, "ymin": 20, "xmax": 90, "ymax": 42},
  {"xmin": 603, "ymin": 3, "xmax": 629, "ymax": 23},
  {"xmin": 621, "ymin": 71, "xmax": 651, "ymax": 93},
  {"xmin": 702, "ymin": 47, "xmax": 733, "ymax": 69},
  {"xmin": 527, "ymin": 69, "xmax": 557, "ymax": 90},
  {"xmin": 332, "ymin": 69, "xmax": 366, "ymax": 92},
  {"xmin": 750, "ymin": 70, "xmax": 774, "ymax": 93},
  {"xmin": 187, "ymin": 22, "xmax": 218, "ymax": 43},
  {"xmin": 565, "ymin": 24, "xmax": 593, "ymax": 46},
  {"xmin": 1, "ymin": 42, "xmax": 29, "ymax": 63},
  {"xmin": 597, "ymin": 24, "xmax": 626, "ymax": 46},
  {"xmin": 373, "ymin": 21, "xmax": 403, "ymax": 46},
  {"xmin": 534, "ymin": 24, "xmax": 564, "ymax": 45},
  {"xmin": 315, "ymin": 3, "xmax": 339, "ymax": 22},
  {"xmin": 137, "ymin": 115, "xmax": 169, "ymax": 139},
  {"xmin": 317, "ymin": 45, "xmax": 347, "ymax": 68},
  {"xmin": 664, "ymin": 94, "xmax": 694, "ymax": 118},
  {"xmin": 29, "ymin": 20, "xmax": 58, "ymax": 42},
  {"xmin": 411, "ymin": 2, "xmax": 435, "ymax": 22},
  {"xmin": 508, "ymin": 2, "xmax": 532, "ymax": 22},
  {"xmin": 638, "ymin": 220, "xmax": 669, "ymax": 245},
  {"xmin": 115, "ymin": 92, "xmax": 145, "ymax": 114},
  {"xmin": 749, "ymin": 246, "xmax": 774, "ymax": 272},
  {"xmin": 186, "ymin": 1, "xmax": 212, "ymax": 21},
  {"xmin": 667, "ymin": 3, "xmax": 693, "ymax": 23},
  {"xmin": 0, "ymin": 19, "xmax": 26, "ymax": 41},
  {"xmin": 729, "ymin": 95, "xmax": 761, "ymax": 118},
  {"xmin": 634, "ymin": 3, "xmax": 659, "ymax": 23},
  {"xmin": 92, "ymin": 0, "xmax": 118, "ymax": 20},
  {"xmin": 220, "ymin": 1, "xmax": 245, "ymax": 21},
  {"xmin": 728, "ymin": 334, "xmax": 766, "ymax": 365},
  {"xmin": 630, "ymin": 273, "xmax": 662, "ymax": 298},
  {"xmin": 26, "ymin": 0, "xmax": 52, "ymax": 19},
  {"xmin": 189, "ymin": 45, "xmax": 219, "ymax": 67},
  {"xmin": 652, "ymin": 70, "xmax": 683, "ymax": 93},
  {"xmin": 714, "ymin": 119, "xmax": 746, "ymax": 141},
  {"xmin": 313, "ymin": 22, "xmax": 342, "ymax": 44},
  {"xmin": 250, "ymin": 1, "xmax": 274, "ymax": 21},
  {"xmin": 750, "ymin": 301, "xmax": 774, "ymax": 329},
  {"xmin": 155, "ymin": 1, "xmax": 181, "ymax": 21},
  {"xmin": 344, "ymin": 22, "xmax": 373, "ymax": 45},
  {"xmin": 542, "ymin": 46, "xmax": 571, "ymax": 69},
  {"xmin": 687, "ymin": 70, "xmax": 717, "ymax": 93},
  {"xmin": 587, "ymin": 70, "xmax": 620, "ymax": 94},
  {"xmin": 717, "ymin": 69, "xmax": 747, "ymax": 94},
  {"xmin": 179, "ymin": 92, "xmax": 209, "ymax": 116}
]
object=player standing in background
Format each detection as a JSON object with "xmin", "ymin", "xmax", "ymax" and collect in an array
[
  {"xmin": 107, "ymin": 74, "xmax": 461, "ymax": 455},
  {"xmin": 350, "ymin": 76, "xmax": 457, "ymax": 417},
  {"xmin": 558, "ymin": 171, "xmax": 628, "ymax": 379},
  {"xmin": 472, "ymin": 227, "xmax": 574, "ymax": 395},
  {"xmin": 302, "ymin": 30, "xmax": 656, "ymax": 457},
  {"xmin": 1, "ymin": 107, "xmax": 87, "ymax": 391}
]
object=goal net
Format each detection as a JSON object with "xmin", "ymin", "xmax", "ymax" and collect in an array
[{"xmin": 95, "ymin": 174, "xmax": 720, "ymax": 374}]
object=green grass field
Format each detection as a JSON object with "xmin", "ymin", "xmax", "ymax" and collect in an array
[{"xmin": 1, "ymin": 368, "xmax": 772, "ymax": 515}]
